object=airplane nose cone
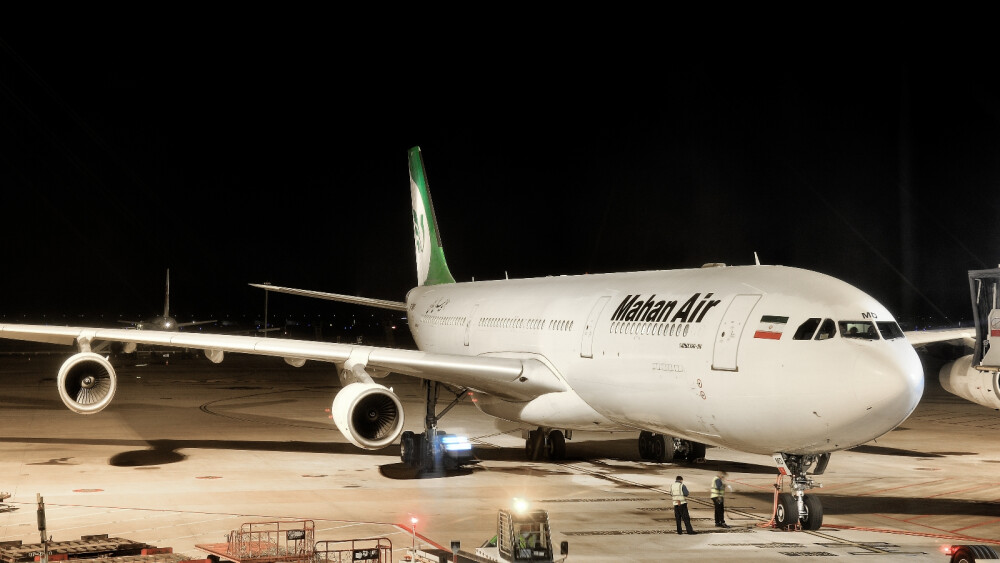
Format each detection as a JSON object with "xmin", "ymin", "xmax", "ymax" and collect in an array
[{"xmin": 855, "ymin": 344, "xmax": 924, "ymax": 433}]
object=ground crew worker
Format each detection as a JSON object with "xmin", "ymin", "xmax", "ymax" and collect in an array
[
  {"xmin": 670, "ymin": 475, "xmax": 697, "ymax": 534},
  {"xmin": 711, "ymin": 471, "xmax": 730, "ymax": 528}
]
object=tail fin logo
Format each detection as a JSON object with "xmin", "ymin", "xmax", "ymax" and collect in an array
[
  {"xmin": 410, "ymin": 175, "xmax": 432, "ymax": 286},
  {"xmin": 412, "ymin": 207, "xmax": 426, "ymax": 255}
]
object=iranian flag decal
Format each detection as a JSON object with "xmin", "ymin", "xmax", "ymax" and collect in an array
[{"xmin": 754, "ymin": 315, "xmax": 788, "ymax": 340}]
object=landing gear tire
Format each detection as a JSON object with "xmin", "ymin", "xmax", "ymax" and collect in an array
[
  {"xmin": 547, "ymin": 430, "xmax": 566, "ymax": 460},
  {"xmin": 686, "ymin": 441, "xmax": 706, "ymax": 462},
  {"xmin": 651, "ymin": 435, "xmax": 664, "ymax": 461},
  {"xmin": 949, "ymin": 546, "xmax": 975, "ymax": 563},
  {"xmin": 644, "ymin": 434, "xmax": 676, "ymax": 463},
  {"xmin": 526, "ymin": 430, "xmax": 545, "ymax": 460},
  {"xmin": 661, "ymin": 435, "xmax": 677, "ymax": 462},
  {"xmin": 638, "ymin": 431, "xmax": 653, "ymax": 459},
  {"xmin": 413, "ymin": 433, "xmax": 426, "ymax": 469},
  {"xmin": 775, "ymin": 493, "xmax": 799, "ymax": 529},
  {"xmin": 800, "ymin": 494, "xmax": 823, "ymax": 530},
  {"xmin": 400, "ymin": 431, "xmax": 416, "ymax": 467}
]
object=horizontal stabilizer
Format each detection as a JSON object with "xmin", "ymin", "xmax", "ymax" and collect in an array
[{"xmin": 249, "ymin": 283, "xmax": 407, "ymax": 311}]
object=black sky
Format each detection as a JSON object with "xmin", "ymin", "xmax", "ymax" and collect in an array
[{"xmin": 1, "ymin": 32, "xmax": 998, "ymax": 329}]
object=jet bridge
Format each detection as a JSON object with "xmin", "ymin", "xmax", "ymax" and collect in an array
[
  {"xmin": 940, "ymin": 269, "xmax": 1000, "ymax": 410},
  {"xmin": 968, "ymin": 268, "xmax": 1000, "ymax": 371}
]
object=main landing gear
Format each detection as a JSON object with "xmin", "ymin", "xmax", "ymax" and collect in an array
[
  {"xmin": 525, "ymin": 428, "xmax": 570, "ymax": 461},
  {"xmin": 399, "ymin": 380, "xmax": 477, "ymax": 473},
  {"xmin": 637, "ymin": 431, "xmax": 706, "ymax": 463},
  {"xmin": 769, "ymin": 453, "xmax": 830, "ymax": 531}
]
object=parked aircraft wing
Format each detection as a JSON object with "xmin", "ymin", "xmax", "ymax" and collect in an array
[{"xmin": 0, "ymin": 324, "xmax": 566, "ymax": 401}]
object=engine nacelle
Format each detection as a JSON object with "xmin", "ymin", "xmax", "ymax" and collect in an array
[
  {"xmin": 331, "ymin": 382, "xmax": 405, "ymax": 449},
  {"xmin": 57, "ymin": 353, "xmax": 118, "ymax": 414},
  {"xmin": 939, "ymin": 355, "xmax": 1000, "ymax": 410}
]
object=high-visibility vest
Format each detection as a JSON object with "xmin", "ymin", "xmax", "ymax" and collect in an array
[
  {"xmin": 711, "ymin": 477, "xmax": 725, "ymax": 498},
  {"xmin": 670, "ymin": 481, "xmax": 687, "ymax": 505}
]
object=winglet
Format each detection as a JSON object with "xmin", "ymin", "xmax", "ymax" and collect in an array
[{"xmin": 408, "ymin": 146, "xmax": 456, "ymax": 286}]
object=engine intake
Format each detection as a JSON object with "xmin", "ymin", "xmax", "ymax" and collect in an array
[
  {"xmin": 939, "ymin": 354, "xmax": 1000, "ymax": 410},
  {"xmin": 57, "ymin": 353, "xmax": 118, "ymax": 414},
  {"xmin": 331, "ymin": 382, "xmax": 405, "ymax": 449}
]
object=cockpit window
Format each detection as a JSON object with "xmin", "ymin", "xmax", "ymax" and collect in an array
[
  {"xmin": 814, "ymin": 318, "xmax": 837, "ymax": 340},
  {"xmin": 793, "ymin": 318, "xmax": 821, "ymax": 340},
  {"xmin": 839, "ymin": 321, "xmax": 879, "ymax": 340},
  {"xmin": 876, "ymin": 321, "xmax": 905, "ymax": 340}
]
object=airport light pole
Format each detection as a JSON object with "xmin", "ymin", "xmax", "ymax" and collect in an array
[
  {"xmin": 410, "ymin": 517, "xmax": 418, "ymax": 553},
  {"xmin": 37, "ymin": 494, "xmax": 47, "ymax": 563},
  {"xmin": 263, "ymin": 285, "xmax": 269, "ymax": 338}
]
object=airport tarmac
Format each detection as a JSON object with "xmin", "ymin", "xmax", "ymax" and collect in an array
[{"xmin": 0, "ymin": 348, "xmax": 997, "ymax": 562}]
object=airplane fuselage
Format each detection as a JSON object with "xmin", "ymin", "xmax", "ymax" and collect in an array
[{"xmin": 407, "ymin": 264, "xmax": 924, "ymax": 456}]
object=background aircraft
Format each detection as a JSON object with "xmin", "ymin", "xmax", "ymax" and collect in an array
[
  {"xmin": 0, "ymin": 147, "xmax": 976, "ymax": 533},
  {"xmin": 117, "ymin": 269, "xmax": 216, "ymax": 332}
]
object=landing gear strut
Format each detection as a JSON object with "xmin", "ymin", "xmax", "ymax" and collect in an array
[
  {"xmin": 399, "ymin": 380, "xmax": 476, "ymax": 472},
  {"xmin": 770, "ymin": 453, "xmax": 829, "ymax": 531},
  {"xmin": 637, "ymin": 432, "xmax": 705, "ymax": 463}
]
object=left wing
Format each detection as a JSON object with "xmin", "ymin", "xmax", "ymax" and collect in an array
[
  {"xmin": 0, "ymin": 323, "xmax": 567, "ymax": 450},
  {"xmin": 0, "ymin": 323, "xmax": 566, "ymax": 400}
]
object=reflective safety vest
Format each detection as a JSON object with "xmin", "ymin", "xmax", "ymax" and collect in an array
[
  {"xmin": 711, "ymin": 477, "xmax": 725, "ymax": 498},
  {"xmin": 670, "ymin": 481, "xmax": 687, "ymax": 505}
]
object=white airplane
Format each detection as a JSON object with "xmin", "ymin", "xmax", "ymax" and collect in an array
[{"xmin": 0, "ymin": 146, "xmax": 968, "ymax": 531}]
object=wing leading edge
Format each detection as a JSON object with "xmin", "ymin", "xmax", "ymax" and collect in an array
[{"xmin": 904, "ymin": 327, "xmax": 976, "ymax": 348}]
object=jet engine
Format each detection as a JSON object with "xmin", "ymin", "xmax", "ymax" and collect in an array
[
  {"xmin": 57, "ymin": 352, "xmax": 118, "ymax": 414},
  {"xmin": 331, "ymin": 382, "xmax": 405, "ymax": 449},
  {"xmin": 939, "ymin": 355, "xmax": 1000, "ymax": 410}
]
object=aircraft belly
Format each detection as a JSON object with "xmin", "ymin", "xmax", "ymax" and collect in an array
[{"xmin": 570, "ymin": 353, "xmax": 914, "ymax": 455}]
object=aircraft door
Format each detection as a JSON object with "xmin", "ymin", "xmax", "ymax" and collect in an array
[
  {"xmin": 465, "ymin": 305, "xmax": 479, "ymax": 347},
  {"xmin": 711, "ymin": 294, "xmax": 761, "ymax": 371},
  {"xmin": 581, "ymin": 296, "xmax": 611, "ymax": 358}
]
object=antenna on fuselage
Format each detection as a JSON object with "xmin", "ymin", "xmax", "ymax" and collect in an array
[{"xmin": 754, "ymin": 252, "xmax": 761, "ymax": 266}]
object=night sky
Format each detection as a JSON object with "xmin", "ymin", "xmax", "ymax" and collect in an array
[{"xmin": 2, "ymin": 33, "xmax": 998, "ymax": 330}]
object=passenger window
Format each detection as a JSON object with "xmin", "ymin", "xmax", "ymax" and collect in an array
[
  {"xmin": 814, "ymin": 318, "xmax": 837, "ymax": 340},
  {"xmin": 839, "ymin": 321, "xmax": 879, "ymax": 340},
  {"xmin": 793, "ymin": 318, "xmax": 821, "ymax": 340},
  {"xmin": 876, "ymin": 321, "xmax": 904, "ymax": 340}
]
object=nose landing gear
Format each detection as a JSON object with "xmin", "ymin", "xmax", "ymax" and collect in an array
[{"xmin": 766, "ymin": 453, "xmax": 829, "ymax": 531}]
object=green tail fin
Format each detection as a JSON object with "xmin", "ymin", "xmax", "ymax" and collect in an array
[{"xmin": 408, "ymin": 146, "xmax": 456, "ymax": 286}]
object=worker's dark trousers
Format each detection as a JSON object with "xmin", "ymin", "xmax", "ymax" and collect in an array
[
  {"xmin": 713, "ymin": 496, "xmax": 725, "ymax": 524},
  {"xmin": 674, "ymin": 503, "xmax": 695, "ymax": 533}
]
